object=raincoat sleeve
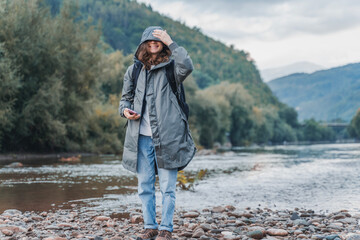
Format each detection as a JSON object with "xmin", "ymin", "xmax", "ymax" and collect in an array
[
  {"xmin": 119, "ymin": 65, "xmax": 135, "ymax": 118},
  {"xmin": 169, "ymin": 42, "xmax": 194, "ymax": 84}
]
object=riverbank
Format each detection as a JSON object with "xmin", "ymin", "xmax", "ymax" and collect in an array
[
  {"xmin": 1, "ymin": 205, "xmax": 359, "ymax": 239},
  {"xmin": 0, "ymin": 152, "xmax": 98, "ymax": 164}
]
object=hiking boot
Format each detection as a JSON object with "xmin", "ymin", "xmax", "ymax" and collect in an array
[
  {"xmin": 136, "ymin": 228, "xmax": 158, "ymax": 240},
  {"xmin": 155, "ymin": 230, "xmax": 172, "ymax": 240}
]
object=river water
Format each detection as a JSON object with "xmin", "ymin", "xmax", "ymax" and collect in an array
[{"xmin": 1, "ymin": 143, "xmax": 360, "ymax": 214}]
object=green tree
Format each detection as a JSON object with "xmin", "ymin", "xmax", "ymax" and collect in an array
[
  {"xmin": 348, "ymin": 109, "xmax": 360, "ymax": 138},
  {"xmin": 0, "ymin": 0, "xmax": 125, "ymax": 153},
  {"xmin": 0, "ymin": 44, "xmax": 21, "ymax": 150},
  {"xmin": 302, "ymin": 119, "xmax": 336, "ymax": 141},
  {"xmin": 279, "ymin": 105, "xmax": 299, "ymax": 128},
  {"xmin": 230, "ymin": 105, "xmax": 253, "ymax": 146}
]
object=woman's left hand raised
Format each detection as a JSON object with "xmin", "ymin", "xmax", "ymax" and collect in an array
[{"xmin": 152, "ymin": 29, "xmax": 173, "ymax": 46}]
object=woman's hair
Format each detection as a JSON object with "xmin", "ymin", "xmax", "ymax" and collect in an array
[{"xmin": 136, "ymin": 41, "xmax": 171, "ymax": 70}]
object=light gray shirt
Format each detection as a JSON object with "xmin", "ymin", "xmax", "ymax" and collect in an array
[
  {"xmin": 139, "ymin": 67, "xmax": 153, "ymax": 137},
  {"xmin": 139, "ymin": 99, "xmax": 152, "ymax": 136}
]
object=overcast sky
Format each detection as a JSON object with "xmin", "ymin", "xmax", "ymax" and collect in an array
[{"xmin": 137, "ymin": 0, "xmax": 360, "ymax": 70}]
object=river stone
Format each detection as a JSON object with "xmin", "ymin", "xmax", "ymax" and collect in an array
[
  {"xmin": 200, "ymin": 223, "xmax": 211, "ymax": 231},
  {"xmin": 247, "ymin": 230, "xmax": 265, "ymax": 239},
  {"xmin": 199, "ymin": 236, "xmax": 212, "ymax": 240},
  {"xmin": 1, "ymin": 229, "xmax": 13, "ymax": 236},
  {"xmin": 0, "ymin": 224, "xmax": 27, "ymax": 233},
  {"xmin": 332, "ymin": 213, "xmax": 346, "ymax": 220},
  {"xmin": 225, "ymin": 205, "xmax": 236, "ymax": 212},
  {"xmin": 327, "ymin": 223, "xmax": 342, "ymax": 230},
  {"xmin": 297, "ymin": 234, "xmax": 308, "ymax": 238},
  {"xmin": 40, "ymin": 211, "xmax": 48, "ymax": 217},
  {"xmin": 242, "ymin": 213, "xmax": 254, "ymax": 218},
  {"xmin": 45, "ymin": 225, "xmax": 61, "ymax": 230},
  {"xmin": 266, "ymin": 228, "xmax": 288, "ymax": 236},
  {"xmin": 211, "ymin": 229, "xmax": 223, "ymax": 234},
  {"xmin": 291, "ymin": 212, "xmax": 300, "ymax": 220},
  {"xmin": 2, "ymin": 209, "xmax": 22, "ymax": 216},
  {"xmin": 192, "ymin": 227, "xmax": 205, "ymax": 238},
  {"xmin": 206, "ymin": 218, "xmax": 214, "ymax": 224},
  {"xmin": 262, "ymin": 237, "xmax": 279, "ymax": 240},
  {"xmin": 221, "ymin": 231, "xmax": 233, "ymax": 236},
  {"xmin": 212, "ymin": 206, "xmax": 226, "ymax": 213},
  {"xmin": 95, "ymin": 216, "xmax": 110, "ymax": 221},
  {"xmin": 130, "ymin": 215, "xmax": 143, "ymax": 223},
  {"xmin": 43, "ymin": 237, "xmax": 67, "ymax": 240},
  {"xmin": 324, "ymin": 234, "xmax": 341, "ymax": 240},
  {"xmin": 227, "ymin": 212, "xmax": 242, "ymax": 218},
  {"xmin": 293, "ymin": 219, "xmax": 310, "ymax": 226},
  {"xmin": 300, "ymin": 213, "xmax": 311, "ymax": 217},
  {"xmin": 188, "ymin": 223, "xmax": 198, "ymax": 230},
  {"xmin": 31, "ymin": 215, "xmax": 43, "ymax": 221},
  {"xmin": 183, "ymin": 212, "xmax": 200, "ymax": 218},
  {"xmin": 5, "ymin": 162, "xmax": 23, "ymax": 168},
  {"xmin": 179, "ymin": 231, "xmax": 193, "ymax": 237},
  {"xmin": 339, "ymin": 217, "xmax": 357, "ymax": 224},
  {"xmin": 106, "ymin": 221, "xmax": 115, "ymax": 228},
  {"xmin": 221, "ymin": 231, "xmax": 237, "ymax": 240},
  {"xmin": 346, "ymin": 234, "xmax": 360, "ymax": 240}
]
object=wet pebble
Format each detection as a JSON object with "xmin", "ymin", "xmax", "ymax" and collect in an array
[
  {"xmin": 94, "ymin": 216, "xmax": 111, "ymax": 222},
  {"xmin": 212, "ymin": 206, "xmax": 226, "ymax": 213},
  {"xmin": 294, "ymin": 218, "xmax": 310, "ymax": 226},
  {"xmin": 130, "ymin": 215, "xmax": 143, "ymax": 223},
  {"xmin": 1, "ymin": 228, "xmax": 13, "ymax": 236},
  {"xmin": 291, "ymin": 212, "xmax": 300, "ymax": 220},
  {"xmin": 183, "ymin": 211, "xmax": 200, "ymax": 218},
  {"xmin": 192, "ymin": 227, "xmax": 205, "ymax": 238},
  {"xmin": 266, "ymin": 228, "xmax": 288, "ymax": 236},
  {"xmin": 247, "ymin": 228, "xmax": 265, "ymax": 239}
]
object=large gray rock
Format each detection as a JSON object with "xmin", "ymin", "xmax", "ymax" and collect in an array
[{"xmin": 2, "ymin": 209, "xmax": 22, "ymax": 216}]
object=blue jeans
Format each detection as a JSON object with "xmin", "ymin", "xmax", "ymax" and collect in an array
[{"xmin": 137, "ymin": 134, "xmax": 178, "ymax": 232}]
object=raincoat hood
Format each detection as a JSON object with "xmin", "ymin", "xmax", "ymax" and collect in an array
[{"xmin": 134, "ymin": 26, "xmax": 170, "ymax": 60}]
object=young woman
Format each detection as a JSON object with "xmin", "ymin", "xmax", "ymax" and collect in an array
[{"xmin": 119, "ymin": 26, "xmax": 196, "ymax": 240}]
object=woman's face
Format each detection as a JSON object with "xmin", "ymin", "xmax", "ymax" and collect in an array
[{"xmin": 146, "ymin": 40, "xmax": 163, "ymax": 55}]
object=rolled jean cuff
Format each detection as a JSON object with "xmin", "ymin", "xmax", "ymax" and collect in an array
[
  {"xmin": 158, "ymin": 226, "xmax": 173, "ymax": 232},
  {"xmin": 144, "ymin": 225, "xmax": 158, "ymax": 230}
]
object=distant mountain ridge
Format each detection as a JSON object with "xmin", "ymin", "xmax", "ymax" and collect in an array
[
  {"xmin": 267, "ymin": 62, "xmax": 360, "ymax": 122},
  {"xmin": 261, "ymin": 61, "xmax": 324, "ymax": 82}
]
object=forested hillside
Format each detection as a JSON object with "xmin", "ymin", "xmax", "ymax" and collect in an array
[
  {"xmin": 0, "ymin": 0, "xmax": 335, "ymax": 153},
  {"xmin": 45, "ymin": 0, "xmax": 278, "ymax": 105},
  {"xmin": 268, "ymin": 63, "xmax": 360, "ymax": 122}
]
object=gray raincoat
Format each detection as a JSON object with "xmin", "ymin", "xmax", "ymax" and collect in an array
[{"xmin": 119, "ymin": 26, "xmax": 197, "ymax": 173}]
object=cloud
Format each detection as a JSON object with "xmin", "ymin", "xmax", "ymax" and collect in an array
[
  {"xmin": 139, "ymin": 0, "xmax": 360, "ymax": 40},
  {"xmin": 138, "ymin": 0, "xmax": 360, "ymax": 69}
]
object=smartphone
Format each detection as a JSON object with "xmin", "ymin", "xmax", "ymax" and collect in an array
[{"xmin": 128, "ymin": 109, "xmax": 139, "ymax": 115}]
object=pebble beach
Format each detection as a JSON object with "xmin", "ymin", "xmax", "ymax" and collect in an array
[{"xmin": 1, "ymin": 205, "xmax": 360, "ymax": 240}]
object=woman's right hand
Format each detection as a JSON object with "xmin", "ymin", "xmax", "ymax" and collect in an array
[{"xmin": 124, "ymin": 108, "xmax": 141, "ymax": 120}]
